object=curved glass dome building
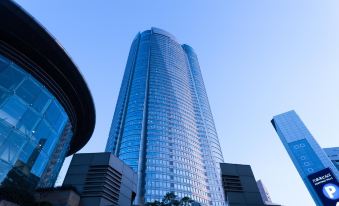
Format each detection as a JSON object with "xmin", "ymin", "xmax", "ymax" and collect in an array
[
  {"xmin": 106, "ymin": 28, "xmax": 225, "ymax": 206},
  {"xmin": 0, "ymin": 0, "xmax": 95, "ymax": 190}
]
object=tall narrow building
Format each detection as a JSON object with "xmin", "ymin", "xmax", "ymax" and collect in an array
[
  {"xmin": 271, "ymin": 110, "xmax": 339, "ymax": 206},
  {"xmin": 105, "ymin": 28, "xmax": 225, "ymax": 206}
]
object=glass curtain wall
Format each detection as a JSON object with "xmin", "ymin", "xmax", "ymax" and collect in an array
[
  {"xmin": 106, "ymin": 28, "xmax": 225, "ymax": 206},
  {"xmin": 0, "ymin": 54, "xmax": 72, "ymax": 189}
]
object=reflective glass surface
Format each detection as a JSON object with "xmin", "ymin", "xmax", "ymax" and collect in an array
[
  {"xmin": 106, "ymin": 28, "xmax": 225, "ymax": 206},
  {"xmin": 0, "ymin": 54, "xmax": 72, "ymax": 189},
  {"xmin": 272, "ymin": 111, "xmax": 339, "ymax": 206}
]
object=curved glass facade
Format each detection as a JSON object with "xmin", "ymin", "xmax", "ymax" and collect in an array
[
  {"xmin": 106, "ymin": 28, "xmax": 225, "ymax": 206},
  {"xmin": 0, "ymin": 54, "xmax": 73, "ymax": 189}
]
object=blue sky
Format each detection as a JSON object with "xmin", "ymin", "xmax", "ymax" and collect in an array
[{"xmin": 14, "ymin": 0, "xmax": 339, "ymax": 205}]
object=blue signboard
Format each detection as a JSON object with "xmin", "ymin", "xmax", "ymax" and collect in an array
[{"xmin": 307, "ymin": 168, "xmax": 339, "ymax": 206}]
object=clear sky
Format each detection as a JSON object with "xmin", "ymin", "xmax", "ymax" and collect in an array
[{"xmin": 14, "ymin": 0, "xmax": 339, "ymax": 205}]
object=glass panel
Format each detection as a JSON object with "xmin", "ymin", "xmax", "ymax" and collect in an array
[
  {"xmin": 0, "ymin": 64, "xmax": 25, "ymax": 90},
  {"xmin": 45, "ymin": 101, "xmax": 67, "ymax": 133},
  {"xmin": 0, "ymin": 87, "xmax": 9, "ymax": 107},
  {"xmin": 0, "ymin": 160, "xmax": 11, "ymax": 183},
  {"xmin": 18, "ymin": 140, "xmax": 35, "ymax": 165},
  {"xmin": 33, "ymin": 120, "xmax": 53, "ymax": 143},
  {"xmin": 33, "ymin": 89, "xmax": 51, "ymax": 114},
  {"xmin": 0, "ymin": 96, "xmax": 27, "ymax": 126},
  {"xmin": 16, "ymin": 78, "xmax": 41, "ymax": 105},
  {"xmin": 0, "ymin": 120, "xmax": 11, "ymax": 149},
  {"xmin": 0, "ymin": 130, "xmax": 27, "ymax": 164},
  {"xmin": 43, "ymin": 132, "xmax": 58, "ymax": 156},
  {"xmin": 33, "ymin": 120, "xmax": 57, "ymax": 156},
  {"xmin": 17, "ymin": 109, "xmax": 41, "ymax": 136},
  {"xmin": 0, "ymin": 55, "xmax": 10, "ymax": 72},
  {"xmin": 0, "ymin": 54, "xmax": 72, "ymax": 188},
  {"xmin": 31, "ymin": 150, "xmax": 48, "ymax": 177},
  {"xmin": 54, "ymin": 112, "xmax": 67, "ymax": 134}
]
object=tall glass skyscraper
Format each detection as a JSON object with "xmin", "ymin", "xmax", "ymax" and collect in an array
[
  {"xmin": 272, "ymin": 110, "xmax": 339, "ymax": 206},
  {"xmin": 105, "ymin": 28, "xmax": 225, "ymax": 206}
]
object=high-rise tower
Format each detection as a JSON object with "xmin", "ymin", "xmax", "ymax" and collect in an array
[
  {"xmin": 105, "ymin": 28, "xmax": 225, "ymax": 205},
  {"xmin": 272, "ymin": 110, "xmax": 339, "ymax": 206}
]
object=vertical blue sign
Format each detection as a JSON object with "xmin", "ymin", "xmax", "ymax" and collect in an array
[{"xmin": 307, "ymin": 168, "xmax": 339, "ymax": 206}]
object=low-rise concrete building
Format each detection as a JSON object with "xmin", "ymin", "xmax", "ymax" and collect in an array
[
  {"xmin": 220, "ymin": 163, "xmax": 281, "ymax": 206},
  {"xmin": 221, "ymin": 163, "xmax": 266, "ymax": 206},
  {"xmin": 63, "ymin": 152, "xmax": 137, "ymax": 206}
]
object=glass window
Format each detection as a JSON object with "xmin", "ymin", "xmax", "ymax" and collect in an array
[
  {"xmin": 0, "ymin": 160, "xmax": 11, "ymax": 183},
  {"xmin": 0, "ymin": 130, "xmax": 26, "ymax": 164},
  {"xmin": 0, "ymin": 55, "xmax": 10, "ymax": 72},
  {"xmin": 0, "ymin": 87, "xmax": 9, "ymax": 106},
  {"xmin": 33, "ymin": 120, "xmax": 57, "ymax": 155},
  {"xmin": 0, "ymin": 64, "xmax": 25, "ymax": 90},
  {"xmin": 16, "ymin": 78, "xmax": 41, "ymax": 105},
  {"xmin": 0, "ymin": 96, "xmax": 27, "ymax": 126},
  {"xmin": 0, "ymin": 120, "xmax": 11, "ymax": 147},
  {"xmin": 0, "ymin": 54, "xmax": 72, "ymax": 188},
  {"xmin": 31, "ymin": 150, "xmax": 48, "ymax": 177},
  {"xmin": 45, "ymin": 101, "xmax": 67, "ymax": 133},
  {"xmin": 18, "ymin": 140, "xmax": 35, "ymax": 164},
  {"xmin": 33, "ymin": 89, "xmax": 51, "ymax": 114},
  {"xmin": 17, "ymin": 109, "xmax": 41, "ymax": 135}
]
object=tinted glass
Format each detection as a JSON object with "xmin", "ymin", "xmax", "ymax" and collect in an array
[
  {"xmin": 106, "ymin": 29, "xmax": 225, "ymax": 206},
  {"xmin": 0, "ymin": 54, "xmax": 73, "ymax": 189}
]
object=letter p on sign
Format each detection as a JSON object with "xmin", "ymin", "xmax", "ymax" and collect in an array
[
  {"xmin": 325, "ymin": 185, "xmax": 337, "ymax": 199},
  {"xmin": 323, "ymin": 183, "xmax": 339, "ymax": 200}
]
